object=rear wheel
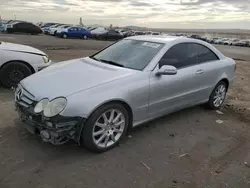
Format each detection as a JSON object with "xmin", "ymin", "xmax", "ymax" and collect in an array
[
  {"xmin": 81, "ymin": 103, "xmax": 129, "ymax": 153},
  {"xmin": 54, "ymin": 31, "xmax": 57, "ymax": 36},
  {"xmin": 0, "ymin": 62, "xmax": 33, "ymax": 88},
  {"xmin": 207, "ymin": 81, "xmax": 227, "ymax": 110}
]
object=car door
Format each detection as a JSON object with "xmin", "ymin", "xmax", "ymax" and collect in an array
[
  {"xmin": 189, "ymin": 43, "xmax": 222, "ymax": 99},
  {"xmin": 14, "ymin": 23, "xmax": 24, "ymax": 33},
  {"xmin": 148, "ymin": 43, "xmax": 207, "ymax": 118},
  {"xmin": 68, "ymin": 27, "xmax": 77, "ymax": 37},
  {"xmin": 107, "ymin": 31, "xmax": 117, "ymax": 40},
  {"xmin": 25, "ymin": 23, "xmax": 33, "ymax": 33},
  {"xmin": 74, "ymin": 27, "xmax": 82, "ymax": 38}
]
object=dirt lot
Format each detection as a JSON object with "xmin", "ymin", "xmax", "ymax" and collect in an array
[{"xmin": 0, "ymin": 34, "xmax": 250, "ymax": 188}]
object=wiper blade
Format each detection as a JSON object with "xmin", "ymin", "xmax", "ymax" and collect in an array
[
  {"xmin": 90, "ymin": 56, "xmax": 124, "ymax": 67},
  {"xmin": 99, "ymin": 59, "xmax": 124, "ymax": 67},
  {"xmin": 90, "ymin": 56, "xmax": 100, "ymax": 61}
]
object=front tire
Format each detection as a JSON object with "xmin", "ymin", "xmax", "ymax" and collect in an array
[
  {"xmin": 0, "ymin": 62, "xmax": 33, "ymax": 88},
  {"xmin": 81, "ymin": 103, "xmax": 129, "ymax": 153},
  {"xmin": 82, "ymin": 35, "xmax": 88, "ymax": 40},
  {"xmin": 62, "ymin": 33, "xmax": 68, "ymax": 39},
  {"xmin": 207, "ymin": 81, "xmax": 227, "ymax": 110}
]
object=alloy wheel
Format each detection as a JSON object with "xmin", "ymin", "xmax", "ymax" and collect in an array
[
  {"xmin": 213, "ymin": 84, "xmax": 226, "ymax": 107},
  {"xmin": 92, "ymin": 109, "xmax": 125, "ymax": 148}
]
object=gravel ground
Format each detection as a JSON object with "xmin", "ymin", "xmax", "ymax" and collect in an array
[{"xmin": 0, "ymin": 34, "xmax": 250, "ymax": 188}]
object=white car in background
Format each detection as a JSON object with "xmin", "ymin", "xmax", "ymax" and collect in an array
[
  {"xmin": 91, "ymin": 27, "xmax": 108, "ymax": 36},
  {"xmin": 0, "ymin": 42, "xmax": 51, "ymax": 88},
  {"xmin": 223, "ymin": 39, "xmax": 238, "ymax": 45},
  {"xmin": 49, "ymin": 25, "xmax": 71, "ymax": 36}
]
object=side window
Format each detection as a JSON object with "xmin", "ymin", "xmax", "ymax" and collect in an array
[
  {"xmin": 189, "ymin": 43, "xmax": 219, "ymax": 63},
  {"xmin": 15, "ymin": 23, "xmax": 24, "ymax": 29},
  {"xmin": 69, "ymin": 27, "xmax": 77, "ymax": 31},
  {"xmin": 159, "ymin": 43, "xmax": 196, "ymax": 69}
]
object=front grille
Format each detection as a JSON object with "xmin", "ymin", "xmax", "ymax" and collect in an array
[{"xmin": 15, "ymin": 84, "xmax": 36, "ymax": 108}]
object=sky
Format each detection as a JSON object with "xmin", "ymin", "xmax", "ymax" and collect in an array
[{"xmin": 0, "ymin": 0, "xmax": 250, "ymax": 29}]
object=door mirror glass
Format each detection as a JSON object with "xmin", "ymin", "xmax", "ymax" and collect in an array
[{"xmin": 156, "ymin": 65, "xmax": 177, "ymax": 76}]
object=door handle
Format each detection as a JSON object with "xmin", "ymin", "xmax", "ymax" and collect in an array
[{"xmin": 196, "ymin": 69, "xmax": 204, "ymax": 74}]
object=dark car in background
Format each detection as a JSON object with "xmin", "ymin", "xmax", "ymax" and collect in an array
[
  {"xmin": 190, "ymin": 35, "xmax": 207, "ymax": 41},
  {"xmin": 6, "ymin": 22, "xmax": 42, "ymax": 34},
  {"xmin": 96, "ymin": 30, "xmax": 123, "ymax": 40},
  {"xmin": 235, "ymin": 40, "xmax": 250, "ymax": 47}
]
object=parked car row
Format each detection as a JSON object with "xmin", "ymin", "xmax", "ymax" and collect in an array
[
  {"xmin": 1, "ymin": 20, "xmax": 249, "ymax": 47},
  {"xmin": 190, "ymin": 35, "xmax": 250, "ymax": 47}
]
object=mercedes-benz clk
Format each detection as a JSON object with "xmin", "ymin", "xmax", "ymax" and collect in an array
[{"xmin": 15, "ymin": 36, "xmax": 236, "ymax": 153}]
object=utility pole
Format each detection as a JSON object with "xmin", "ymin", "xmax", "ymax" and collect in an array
[
  {"xmin": 79, "ymin": 17, "xmax": 83, "ymax": 26},
  {"xmin": 14, "ymin": 14, "xmax": 16, "ymax": 20}
]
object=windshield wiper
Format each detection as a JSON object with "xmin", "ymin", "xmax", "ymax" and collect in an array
[
  {"xmin": 90, "ymin": 56, "xmax": 124, "ymax": 67},
  {"xmin": 99, "ymin": 59, "xmax": 124, "ymax": 67}
]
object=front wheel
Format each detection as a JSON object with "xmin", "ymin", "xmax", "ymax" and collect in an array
[
  {"xmin": 207, "ymin": 81, "xmax": 227, "ymax": 110},
  {"xmin": 0, "ymin": 62, "xmax": 33, "ymax": 88},
  {"xmin": 82, "ymin": 35, "xmax": 88, "ymax": 40},
  {"xmin": 62, "ymin": 33, "xmax": 68, "ymax": 39},
  {"xmin": 81, "ymin": 103, "xmax": 129, "ymax": 153}
]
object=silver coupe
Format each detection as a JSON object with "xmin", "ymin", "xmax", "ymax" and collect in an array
[{"xmin": 15, "ymin": 36, "xmax": 236, "ymax": 152}]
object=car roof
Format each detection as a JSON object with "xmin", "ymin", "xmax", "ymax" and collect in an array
[
  {"xmin": 126, "ymin": 35, "xmax": 199, "ymax": 44},
  {"xmin": 126, "ymin": 35, "xmax": 226, "ymax": 60}
]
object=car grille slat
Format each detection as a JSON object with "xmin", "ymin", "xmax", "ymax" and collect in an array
[
  {"xmin": 15, "ymin": 84, "xmax": 36, "ymax": 108},
  {"xmin": 20, "ymin": 96, "xmax": 33, "ymax": 104},
  {"xmin": 17, "ymin": 101, "xmax": 29, "ymax": 108}
]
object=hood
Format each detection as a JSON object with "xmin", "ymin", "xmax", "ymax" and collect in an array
[
  {"xmin": 21, "ymin": 57, "xmax": 136, "ymax": 100},
  {"xmin": 0, "ymin": 42, "xmax": 46, "ymax": 56}
]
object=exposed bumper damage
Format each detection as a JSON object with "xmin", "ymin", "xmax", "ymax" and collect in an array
[{"xmin": 15, "ymin": 102, "xmax": 85, "ymax": 145}]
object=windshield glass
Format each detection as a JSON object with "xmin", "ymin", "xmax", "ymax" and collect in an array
[{"xmin": 91, "ymin": 39, "xmax": 164, "ymax": 70}]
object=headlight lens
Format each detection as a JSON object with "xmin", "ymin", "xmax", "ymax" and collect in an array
[
  {"xmin": 34, "ymin": 98, "xmax": 49, "ymax": 113},
  {"xmin": 42, "ymin": 56, "xmax": 49, "ymax": 63},
  {"xmin": 43, "ymin": 97, "xmax": 67, "ymax": 117}
]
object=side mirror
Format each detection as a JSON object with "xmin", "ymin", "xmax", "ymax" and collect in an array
[{"xmin": 156, "ymin": 65, "xmax": 177, "ymax": 76}]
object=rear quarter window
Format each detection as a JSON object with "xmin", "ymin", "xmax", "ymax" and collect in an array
[{"xmin": 189, "ymin": 43, "xmax": 219, "ymax": 63}]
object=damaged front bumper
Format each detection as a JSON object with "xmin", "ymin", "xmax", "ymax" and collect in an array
[{"xmin": 15, "ymin": 102, "xmax": 85, "ymax": 145}]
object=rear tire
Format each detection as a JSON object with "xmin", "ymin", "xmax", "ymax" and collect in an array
[
  {"xmin": 207, "ymin": 81, "xmax": 227, "ymax": 110},
  {"xmin": 0, "ymin": 62, "xmax": 33, "ymax": 88},
  {"xmin": 81, "ymin": 103, "xmax": 129, "ymax": 153}
]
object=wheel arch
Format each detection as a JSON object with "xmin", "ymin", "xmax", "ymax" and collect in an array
[
  {"xmin": 0, "ymin": 60, "xmax": 35, "ymax": 74},
  {"xmin": 219, "ymin": 78, "xmax": 229, "ymax": 91},
  {"xmin": 86, "ymin": 99, "xmax": 134, "ymax": 130}
]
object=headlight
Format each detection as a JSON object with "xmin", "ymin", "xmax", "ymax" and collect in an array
[
  {"xmin": 34, "ymin": 98, "xmax": 49, "ymax": 113},
  {"xmin": 42, "ymin": 56, "xmax": 49, "ymax": 63},
  {"xmin": 43, "ymin": 97, "xmax": 67, "ymax": 117}
]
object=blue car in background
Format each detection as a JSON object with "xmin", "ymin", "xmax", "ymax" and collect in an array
[{"xmin": 56, "ymin": 26, "xmax": 92, "ymax": 39}]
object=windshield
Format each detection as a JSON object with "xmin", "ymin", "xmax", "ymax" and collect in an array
[{"xmin": 91, "ymin": 39, "xmax": 164, "ymax": 70}]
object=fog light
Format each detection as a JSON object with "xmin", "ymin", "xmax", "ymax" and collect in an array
[{"xmin": 40, "ymin": 130, "xmax": 50, "ymax": 140}]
